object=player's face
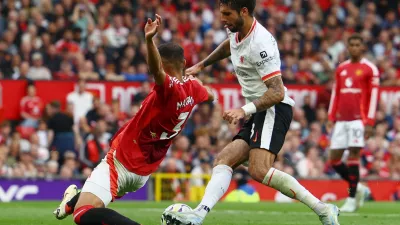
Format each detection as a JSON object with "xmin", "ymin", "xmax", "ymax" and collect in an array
[
  {"xmin": 348, "ymin": 39, "xmax": 364, "ymax": 58},
  {"xmin": 220, "ymin": 4, "xmax": 244, "ymax": 33}
]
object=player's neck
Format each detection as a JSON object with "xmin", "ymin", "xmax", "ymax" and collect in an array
[
  {"xmin": 166, "ymin": 69, "xmax": 184, "ymax": 82},
  {"xmin": 238, "ymin": 17, "xmax": 255, "ymax": 41},
  {"xmin": 350, "ymin": 56, "xmax": 362, "ymax": 63}
]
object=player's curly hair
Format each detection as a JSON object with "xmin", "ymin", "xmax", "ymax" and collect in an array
[
  {"xmin": 219, "ymin": 0, "xmax": 256, "ymax": 15},
  {"xmin": 158, "ymin": 43, "xmax": 184, "ymax": 64}
]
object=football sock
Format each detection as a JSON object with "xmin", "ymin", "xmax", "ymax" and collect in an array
[
  {"xmin": 332, "ymin": 160, "xmax": 349, "ymax": 182},
  {"xmin": 347, "ymin": 158, "xmax": 360, "ymax": 198},
  {"xmin": 66, "ymin": 192, "xmax": 81, "ymax": 214},
  {"xmin": 195, "ymin": 165, "xmax": 233, "ymax": 218},
  {"xmin": 73, "ymin": 205, "xmax": 141, "ymax": 225},
  {"xmin": 263, "ymin": 168, "xmax": 325, "ymax": 216}
]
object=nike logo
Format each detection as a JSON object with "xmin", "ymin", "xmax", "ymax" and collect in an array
[{"xmin": 253, "ymin": 131, "xmax": 258, "ymax": 142}]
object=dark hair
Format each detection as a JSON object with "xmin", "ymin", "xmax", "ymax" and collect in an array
[
  {"xmin": 157, "ymin": 42, "xmax": 184, "ymax": 65},
  {"xmin": 348, "ymin": 33, "xmax": 364, "ymax": 44},
  {"xmin": 220, "ymin": 0, "xmax": 256, "ymax": 15}
]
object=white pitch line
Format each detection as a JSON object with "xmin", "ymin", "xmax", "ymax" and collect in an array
[{"xmin": 127, "ymin": 208, "xmax": 400, "ymax": 217}]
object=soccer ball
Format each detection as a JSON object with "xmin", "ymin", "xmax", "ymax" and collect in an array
[{"xmin": 161, "ymin": 203, "xmax": 193, "ymax": 225}]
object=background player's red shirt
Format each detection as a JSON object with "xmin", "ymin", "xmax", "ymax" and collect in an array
[
  {"xmin": 328, "ymin": 58, "xmax": 380, "ymax": 126},
  {"xmin": 111, "ymin": 75, "xmax": 209, "ymax": 176},
  {"xmin": 20, "ymin": 96, "xmax": 43, "ymax": 119}
]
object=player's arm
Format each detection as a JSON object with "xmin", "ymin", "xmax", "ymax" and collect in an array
[
  {"xmin": 251, "ymin": 76, "xmax": 285, "ymax": 111},
  {"xmin": 202, "ymin": 39, "xmax": 231, "ymax": 68},
  {"xmin": 364, "ymin": 65, "xmax": 380, "ymax": 138},
  {"xmin": 145, "ymin": 14, "xmax": 166, "ymax": 85},
  {"xmin": 328, "ymin": 69, "xmax": 341, "ymax": 123},
  {"xmin": 187, "ymin": 39, "xmax": 231, "ymax": 75}
]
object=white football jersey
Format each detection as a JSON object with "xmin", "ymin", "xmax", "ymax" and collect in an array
[{"xmin": 228, "ymin": 19, "xmax": 295, "ymax": 106}]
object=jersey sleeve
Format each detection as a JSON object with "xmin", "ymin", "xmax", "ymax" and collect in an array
[
  {"xmin": 363, "ymin": 64, "xmax": 380, "ymax": 126},
  {"xmin": 190, "ymin": 79, "xmax": 209, "ymax": 104},
  {"xmin": 328, "ymin": 69, "xmax": 340, "ymax": 122},
  {"xmin": 250, "ymin": 36, "xmax": 282, "ymax": 82}
]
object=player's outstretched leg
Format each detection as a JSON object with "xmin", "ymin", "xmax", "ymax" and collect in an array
[
  {"xmin": 164, "ymin": 140, "xmax": 249, "ymax": 225},
  {"xmin": 73, "ymin": 192, "xmax": 141, "ymax": 225},
  {"xmin": 54, "ymin": 184, "xmax": 80, "ymax": 220},
  {"xmin": 248, "ymin": 149, "xmax": 340, "ymax": 225}
]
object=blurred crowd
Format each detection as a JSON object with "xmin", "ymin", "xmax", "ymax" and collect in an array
[
  {"xmin": 1, "ymin": 0, "xmax": 400, "ymax": 181},
  {"xmin": 1, "ymin": 78, "xmax": 400, "ymax": 181}
]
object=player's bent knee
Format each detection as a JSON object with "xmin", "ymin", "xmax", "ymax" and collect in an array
[
  {"xmin": 348, "ymin": 147, "xmax": 361, "ymax": 158},
  {"xmin": 75, "ymin": 192, "xmax": 105, "ymax": 211},
  {"xmin": 248, "ymin": 162, "xmax": 272, "ymax": 183}
]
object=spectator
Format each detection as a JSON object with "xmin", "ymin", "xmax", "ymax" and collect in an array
[
  {"xmin": 20, "ymin": 83, "xmax": 43, "ymax": 128},
  {"xmin": 67, "ymin": 79, "xmax": 93, "ymax": 124},
  {"xmin": 47, "ymin": 101, "xmax": 74, "ymax": 162},
  {"xmin": 27, "ymin": 52, "xmax": 51, "ymax": 80}
]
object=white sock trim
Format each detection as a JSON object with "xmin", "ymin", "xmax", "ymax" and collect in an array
[{"xmin": 262, "ymin": 168, "xmax": 276, "ymax": 185}]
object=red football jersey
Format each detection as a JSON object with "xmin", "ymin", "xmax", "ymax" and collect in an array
[
  {"xmin": 111, "ymin": 75, "xmax": 209, "ymax": 176},
  {"xmin": 20, "ymin": 96, "xmax": 43, "ymax": 119},
  {"xmin": 328, "ymin": 58, "xmax": 380, "ymax": 126}
]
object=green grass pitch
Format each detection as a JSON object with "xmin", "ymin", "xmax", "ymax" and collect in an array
[{"xmin": 0, "ymin": 201, "xmax": 399, "ymax": 225}]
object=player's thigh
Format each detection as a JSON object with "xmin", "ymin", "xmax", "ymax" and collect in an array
[
  {"xmin": 214, "ymin": 139, "xmax": 250, "ymax": 169},
  {"xmin": 215, "ymin": 114, "xmax": 255, "ymax": 168},
  {"xmin": 348, "ymin": 147, "xmax": 362, "ymax": 159},
  {"xmin": 77, "ymin": 160, "xmax": 112, "ymax": 209},
  {"xmin": 347, "ymin": 120, "xmax": 365, "ymax": 148},
  {"xmin": 115, "ymin": 158, "xmax": 150, "ymax": 195},
  {"xmin": 248, "ymin": 148, "xmax": 276, "ymax": 183},
  {"xmin": 330, "ymin": 121, "xmax": 348, "ymax": 150}
]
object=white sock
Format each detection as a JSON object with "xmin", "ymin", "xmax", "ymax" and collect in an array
[
  {"xmin": 263, "ymin": 168, "xmax": 326, "ymax": 216},
  {"xmin": 195, "ymin": 165, "xmax": 233, "ymax": 218}
]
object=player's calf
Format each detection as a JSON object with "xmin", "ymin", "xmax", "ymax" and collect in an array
[
  {"xmin": 250, "ymin": 149, "xmax": 329, "ymax": 217},
  {"xmin": 73, "ymin": 205, "xmax": 141, "ymax": 225}
]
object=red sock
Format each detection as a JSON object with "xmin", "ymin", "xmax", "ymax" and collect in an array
[{"xmin": 73, "ymin": 205, "xmax": 94, "ymax": 224}]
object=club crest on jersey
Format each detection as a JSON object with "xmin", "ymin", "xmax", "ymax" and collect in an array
[
  {"xmin": 177, "ymin": 96, "xmax": 194, "ymax": 110},
  {"xmin": 356, "ymin": 69, "xmax": 363, "ymax": 76},
  {"xmin": 240, "ymin": 56, "xmax": 244, "ymax": 63},
  {"xmin": 260, "ymin": 51, "xmax": 268, "ymax": 59},
  {"xmin": 340, "ymin": 70, "xmax": 347, "ymax": 76}
]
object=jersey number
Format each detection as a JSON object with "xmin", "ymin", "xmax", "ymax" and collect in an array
[{"xmin": 160, "ymin": 112, "xmax": 190, "ymax": 140}]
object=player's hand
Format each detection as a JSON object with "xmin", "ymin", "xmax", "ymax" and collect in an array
[
  {"xmin": 326, "ymin": 120, "xmax": 334, "ymax": 133},
  {"xmin": 186, "ymin": 63, "xmax": 204, "ymax": 76},
  {"xmin": 365, "ymin": 125, "xmax": 374, "ymax": 139},
  {"xmin": 144, "ymin": 14, "xmax": 162, "ymax": 40},
  {"xmin": 223, "ymin": 108, "xmax": 245, "ymax": 125}
]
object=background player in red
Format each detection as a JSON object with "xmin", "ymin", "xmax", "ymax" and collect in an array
[
  {"xmin": 328, "ymin": 33, "xmax": 379, "ymax": 212},
  {"xmin": 52, "ymin": 14, "xmax": 214, "ymax": 225}
]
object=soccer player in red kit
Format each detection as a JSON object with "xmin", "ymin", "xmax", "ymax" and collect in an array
[
  {"xmin": 328, "ymin": 34, "xmax": 379, "ymax": 212},
  {"xmin": 53, "ymin": 14, "xmax": 214, "ymax": 225}
]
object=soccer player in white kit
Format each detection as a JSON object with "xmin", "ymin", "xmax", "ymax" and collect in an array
[{"xmin": 164, "ymin": 1, "xmax": 340, "ymax": 225}]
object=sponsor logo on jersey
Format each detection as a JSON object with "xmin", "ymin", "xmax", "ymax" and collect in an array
[
  {"xmin": 177, "ymin": 96, "xmax": 194, "ymax": 110},
  {"xmin": 345, "ymin": 77, "xmax": 353, "ymax": 87},
  {"xmin": 260, "ymin": 51, "xmax": 268, "ymax": 59},
  {"xmin": 256, "ymin": 56, "xmax": 275, "ymax": 67},
  {"xmin": 340, "ymin": 70, "xmax": 347, "ymax": 76}
]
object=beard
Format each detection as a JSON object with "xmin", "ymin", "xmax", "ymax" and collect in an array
[{"xmin": 228, "ymin": 16, "xmax": 244, "ymax": 33}]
